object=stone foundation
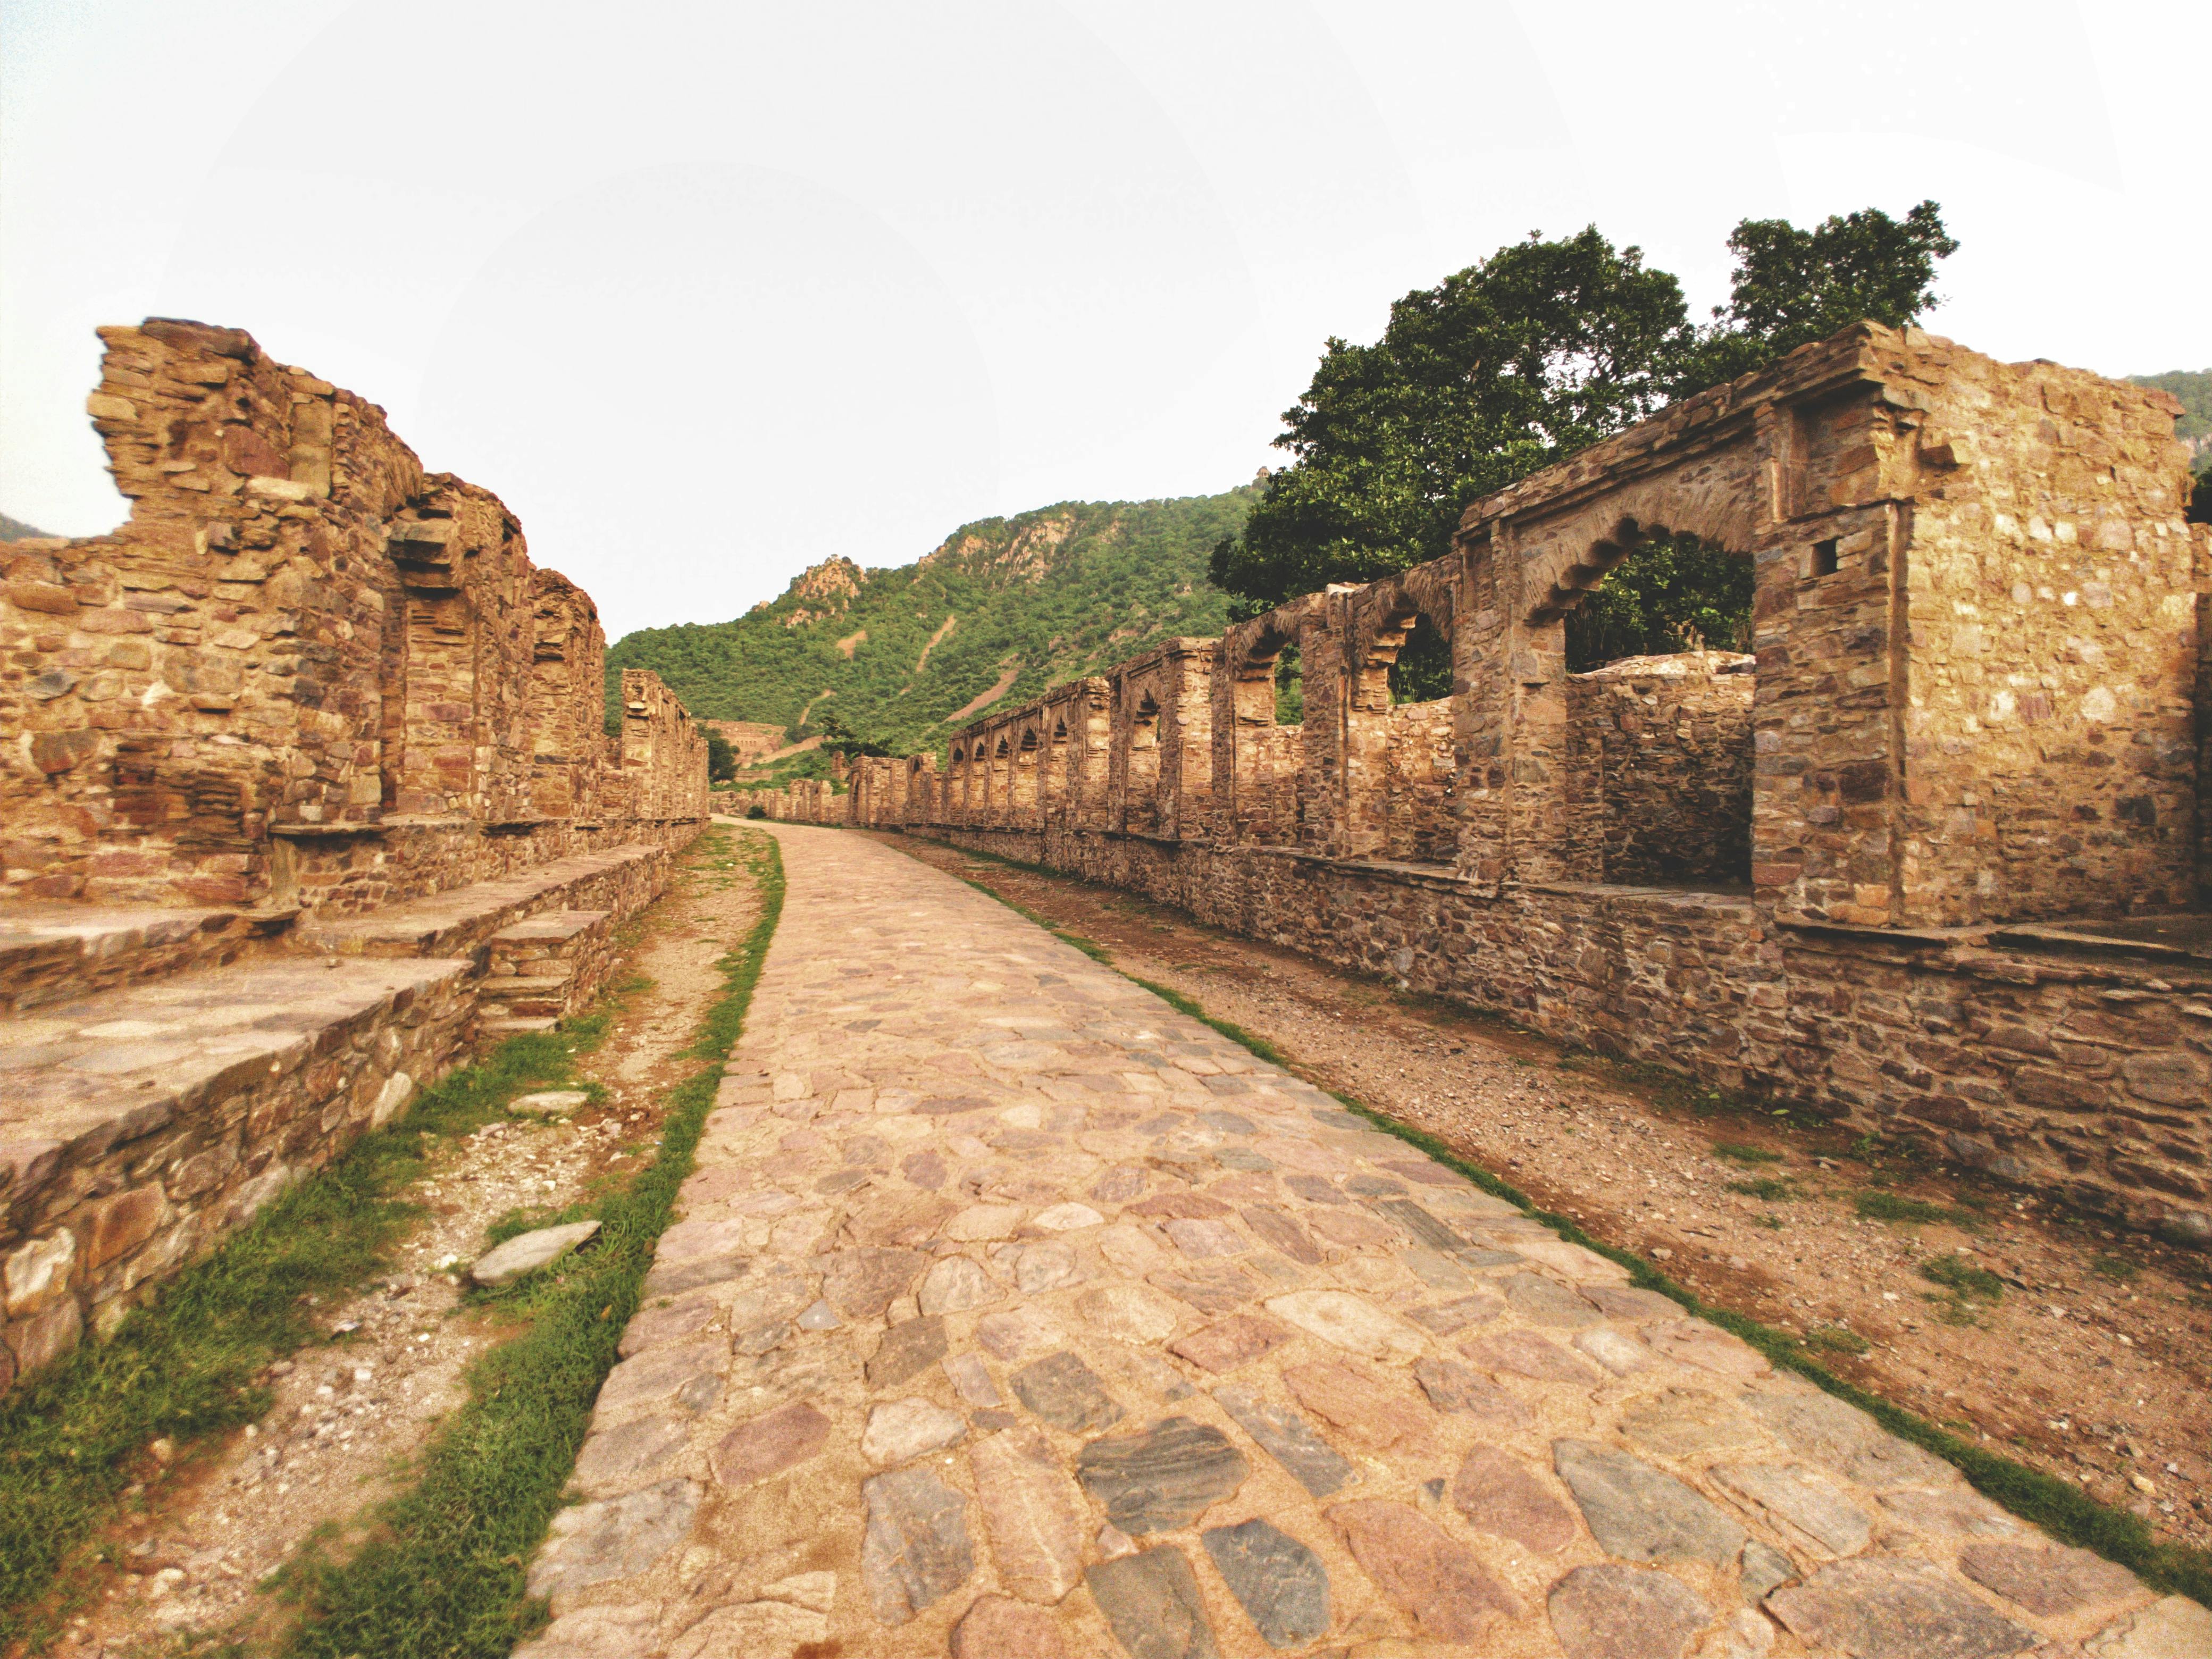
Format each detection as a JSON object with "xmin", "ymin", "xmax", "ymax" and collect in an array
[{"xmin": 0, "ymin": 955, "xmax": 473, "ymax": 1385}]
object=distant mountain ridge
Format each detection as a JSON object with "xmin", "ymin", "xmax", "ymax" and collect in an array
[
  {"xmin": 1, "ymin": 514, "xmax": 55, "ymax": 541},
  {"xmin": 607, "ymin": 487, "xmax": 1256, "ymax": 760}
]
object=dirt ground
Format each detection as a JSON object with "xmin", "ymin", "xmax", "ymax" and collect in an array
[
  {"xmin": 886, "ymin": 833, "xmax": 2212, "ymax": 1557},
  {"xmin": 49, "ymin": 832, "xmax": 762, "ymax": 1658}
]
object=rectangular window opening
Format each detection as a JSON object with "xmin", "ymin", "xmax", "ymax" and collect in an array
[{"xmin": 1811, "ymin": 538, "xmax": 1839, "ymax": 577}]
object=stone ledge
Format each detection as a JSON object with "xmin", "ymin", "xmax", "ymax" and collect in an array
[
  {"xmin": 293, "ymin": 843, "xmax": 667, "ymax": 962},
  {"xmin": 0, "ymin": 951, "xmax": 475, "ymax": 1391},
  {"xmin": 0, "ymin": 902, "xmax": 299, "ymax": 1014}
]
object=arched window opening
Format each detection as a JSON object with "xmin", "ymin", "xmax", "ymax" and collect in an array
[
  {"xmin": 1126, "ymin": 692, "xmax": 1162, "ymax": 833},
  {"xmin": 1353, "ymin": 600, "xmax": 1455, "ymax": 865},
  {"xmin": 1231, "ymin": 638, "xmax": 1305, "ymax": 848},
  {"xmin": 1563, "ymin": 532, "xmax": 1752, "ymax": 673},
  {"xmin": 1387, "ymin": 614, "xmax": 1451, "ymax": 705},
  {"xmin": 1044, "ymin": 718, "xmax": 1070, "ymax": 822},
  {"xmin": 1013, "ymin": 727, "xmax": 1040, "ymax": 812},
  {"xmin": 1557, "ymin": 530, "xmax": 1755, "ymax": 889}
]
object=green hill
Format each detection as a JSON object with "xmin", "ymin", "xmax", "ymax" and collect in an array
[
  {"xmin": 1, "ymin": 514, "xmax": 55, "ymax": 541},
  {"xmin": 608, "ymin": 487, "xmax": 1256, "ymax": 761}
]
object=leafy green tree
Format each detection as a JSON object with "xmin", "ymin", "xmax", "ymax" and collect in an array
[
  {"xmin": 1210, "ymin": 229, "xmax": 1692, "ymax": 609},
  {"xmin": 1679, "ymin": 200, "xmax": 1958, "ymax": 386},
  {"xmin": 704, "ymin": 730, "xmax": 736, "ymax": 783},
  {"xmin": 1211, "ymin": 204, "xmax": 1956, "ymax": 671}
]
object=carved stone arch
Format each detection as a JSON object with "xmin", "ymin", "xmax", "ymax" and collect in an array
[
  {"xmin": 1351, "ymin": 578, "xmax": 1451, "ymax": 676},
  {"xmin": 1521, "ymin": 463, "xmax": 1762, "ymax": 626}
]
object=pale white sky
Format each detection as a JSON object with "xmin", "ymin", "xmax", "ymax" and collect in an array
[{"xmin": 3, "ymin": 0, "xmax": 2204, "ymax": 640}]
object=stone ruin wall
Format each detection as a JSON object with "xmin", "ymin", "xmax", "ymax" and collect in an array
[
  {"xmin": 0, "ymin": 321, "xmax": 708, "ymax": 1393},
  {"xmin": 1565, "ymin": 655, "xmax": 1756, "ymax": 885},
  {"xmin": 1, "ymin": 318, "xmax": 708, "ymax": 919},
  {"xmin": 832, "ymin": 324, "xmax": 2212, "ymax": 1249}
]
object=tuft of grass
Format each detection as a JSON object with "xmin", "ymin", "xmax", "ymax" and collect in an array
[
  {"xmin": 1727, "ymin": 1177, "xmax": 1797, "ymax": 1201},
  {"xmin": 1804, "ymin": 1324, "xmax": 1871, "ymax": 1355},
  {"xmin": 935, "ymin": 840, "xmax": 2212, "ymax": 1608},
  {"xmin": 1920, "ymin": 1254, "xmax": 2005, "ymax": 1326},
  {"xmin": 276, "ymin": 830, "xmax": 784, "ymax": 1659},
  {"xmin": 2091, "ymin": 1253, "xmax": 2141, "ymax": 1284},
  {"xmin": 1921, "ymin": 1255, "xmax": 2006, "ymax": 1302},
  {"xmin": 0, "ymin": 985, "xmax": 619, "ymax": 1648},
  {"xmin": 1857, "ymin": 1190, "xmax": 1980, "ymax": 1230},
  {"xmin": 1713, "ymin": 1142, "xmax": 1783, "ymax": 1164},
  {"xmin": 1752, "ymin": 1212, "xmax": 1787, "ymax": 1230}
]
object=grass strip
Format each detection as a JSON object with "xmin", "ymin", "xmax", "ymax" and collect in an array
[
  {"xmin": 279, "ymin": 829, "xmax": 784, "ymax": 1658},
  {"xmin": 940, "ymin": 852, "xmax": 2212, "ymax": 1611},
  {"xmin": 0, "ymin": 1005, "xmax": 620, "ymax": 1650}
]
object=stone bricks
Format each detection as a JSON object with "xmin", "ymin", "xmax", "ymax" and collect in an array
[{"xmin": 1327, "ymin": 1498, "xmax": 1521, "ymax": 1641}]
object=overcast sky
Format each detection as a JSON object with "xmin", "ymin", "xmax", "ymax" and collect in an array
[{"xmin": 4, "ymin": 1, "xmax": 2205, "ymax": 641}]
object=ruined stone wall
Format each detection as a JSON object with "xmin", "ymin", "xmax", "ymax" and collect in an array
[
  {"xmin": 877, "ymin": 323, "xmax": 2209, "ymax": 1245},
  {"xmin": 1565, "ymin": 655, "xmax": 1755, "ymax": 885},
  {"xmin": 1893, "ymin": 351, "xmax": 2203, "ymax": 924},
  {"xmin": 0, "ymin": 320, "xmax": 707, "ymax": 916}
]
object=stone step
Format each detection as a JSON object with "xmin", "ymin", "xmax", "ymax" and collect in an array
[
  {"xmin": 490, "ymin": 909, "xmax": 610, "ymax": 950},
  {"xmin": 0, "ymin": 902, "xmax": 297, "ymax": 1014},
  {"xmin": 293, "ymin": 846, "xmax": 663, "ymax": 962},
  {"xmin": 479, "ymin": 1015, "xmax": 560, "ymax": 1036},
  {"xmin": 0, "ymin": 951, "xmax": 473, "ymax": 1388},
  {"xmin": 477, "ymin": 976, "xmax": 575, "ymax": 1018}
]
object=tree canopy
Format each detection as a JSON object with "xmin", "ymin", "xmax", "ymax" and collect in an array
[{"xmin": 1211, "ymin": 203, "xmax": 1958, "ymax": 669}]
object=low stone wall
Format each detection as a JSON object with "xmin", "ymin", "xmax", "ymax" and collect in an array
[
  {"xmin": 917, "ymin": 824, "xmax": 2212, "ymax": 1248},
  {"xmin": 1, "ymin": 956, "xmax": 472, "ymax": 1386},
  {"xmin": 1566, "ymin": 655, "xmax": 1755, "ymax": 885}
]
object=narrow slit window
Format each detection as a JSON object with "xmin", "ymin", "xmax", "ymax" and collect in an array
[{"xmin": 1811, "ymin": 539, "xmax": 1839, "ymax": 577}]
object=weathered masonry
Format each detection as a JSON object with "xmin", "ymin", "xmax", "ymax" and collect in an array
[
  {"xmin": 0, "ymin": 320, "xmax": 708, "ymax": 1393},
  {"xmin": 790, "ymin": 325, "xmax": 2212, "ymax": 1249}
]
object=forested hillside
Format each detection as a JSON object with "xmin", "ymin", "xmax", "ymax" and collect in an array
[{"xmin": 608, "ymin": 488, "xmax": 1254, "ymax": 758}]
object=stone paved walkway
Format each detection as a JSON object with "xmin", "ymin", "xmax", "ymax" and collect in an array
[{"xmin": 517, "ymin": 826, "xmax": 2202, "ymax": 1659}]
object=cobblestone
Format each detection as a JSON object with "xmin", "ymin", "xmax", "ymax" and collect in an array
[{"xmin": 519, "ymin": 825, "xmax": 2167, "ymax": 1656}]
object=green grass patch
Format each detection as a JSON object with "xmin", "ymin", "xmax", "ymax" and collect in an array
[
  {"xmin": 1727, "ymin": 1177, "xmax": 1797, "ymax": 1201},
  {"xmin": 1713, "ymin": 1142, "xmax": 1783, "ymax": 1164},
  {"xmin": 276, "ymin": 830, "xmax": 783, "ymax": 1659},
  {"xmin": 1921, "ymin": 1255, "xmax": 2006, "ymax": 1302},
  {"xmin": 0, "ymin": 996, "xmax": 621, "ymax": 1649},
  {"xmin": 1857, "ymin": 1190, "xmax": 1980, "ymax": 1229},
  {"xmin": 2091, "ymin": 1253, "xmax": 2141, "ymax": 1284},
  {"xmin": 1803, "ymin": 1325, "xmax": 1871, "ymax": 1355}
]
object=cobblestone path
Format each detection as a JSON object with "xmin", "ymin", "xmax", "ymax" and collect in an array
[{"xmin": 517, "ymin": 826, "xmax": 2198, "ymax": 1659}]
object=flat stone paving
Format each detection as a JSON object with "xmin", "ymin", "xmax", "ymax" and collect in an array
[{"xmin": 518, "ymin": 826, "xmax": 2203, "ymax": 1659}]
